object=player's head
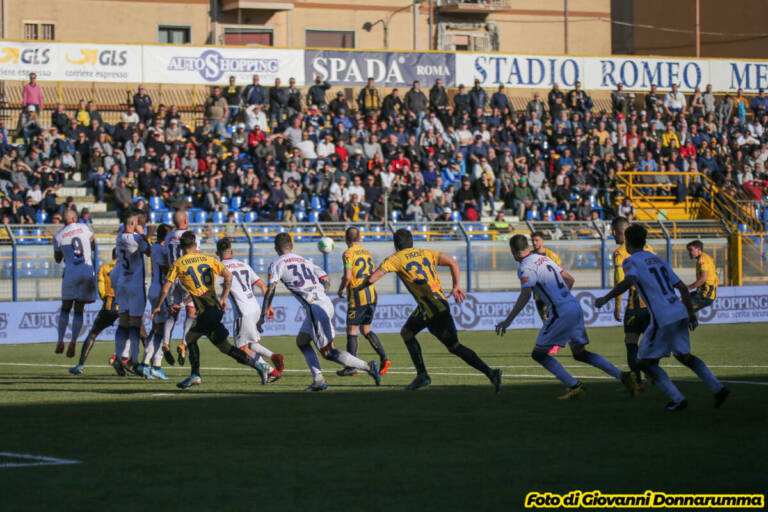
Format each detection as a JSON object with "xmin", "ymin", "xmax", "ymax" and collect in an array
[
  {"xmin": 180, "ymin": 231, "xmax": 197, "ymax": 253},
  {"xmin": 611, "ymin": 216, "xmax": 629, "ymax": 244},
  {"xmin": 63, "ymin": 209, "xmax": 77, "ymax": 225},
  {"xmin": 531, "ymin": 231, "xmax": 545, "ymax": 251},
  {"xmin": 156, "ymin": 223, "xmax": 172, "ymax": 243},
  {"xmin": 509, "ymin": 234, "xmax": 531, "ymax": 262},
  {"xmin": 393, "ymin": 228, "xmax": 413, "ymax": 251},
  {"xmin": 686, "ymin": 239, "xmax": 704, "ymax": 259},
  {"xmin": 624, "ymin": 223, "xmax": 647, "ymax": 253},
  {"xmin": 173, "ymin": 210, "xmax": 188, "ymax": 229},
  {"xmin": 216, "ymin": 237, "xmax": 233, "ymax": 259},
  {"xmin": 345, "ymin": 226, "xmax": 360, "ymax": 246},
  {"xmin": 124, "ymin": 211, "xmax": 140, "ymax": 230},
  {"xmin": 274, "ymin": 232, "xmax": 293, "ymax": 255}
]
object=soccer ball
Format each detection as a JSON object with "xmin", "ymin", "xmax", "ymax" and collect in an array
[{"xmin": 318, "ymin": 237, "xmax": 335, "ymax": 254}]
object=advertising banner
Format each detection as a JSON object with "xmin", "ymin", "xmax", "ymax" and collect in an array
[
  {"xmin": 0, "ymin": 41, "xmax": 59, "ymax": 80},
  {"xmin": 305, "ymin": 49, "xmax": 456, "ymax": 87},
  {"xmin": 57, "ymin": 43, "xmax": 142, "ymax": 82},
  {"xmin": 1, "ymin": 286, "xmax": 766, "ymax": 345}
]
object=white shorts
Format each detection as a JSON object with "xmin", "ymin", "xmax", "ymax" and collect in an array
[
  {"xmin": 148, "ymin": 284, "xmax": 169, "ymax": 324},
  {"xmin": 167, "ymin": 283, "xmax": 191, "ymax": 308},
  {"xmin": 116, "ymin": 280, "xmax": 147, "ymax": 317},
  {"xmin": 232, "ymin": 314, "xmax": 262, "ymax": 348},
  {"xmin": 62, "ymin": 265, "xmax": 97, "ymax": 303},
  {"xmin": 638, "ymin": 318, "xmax": 690, "ymax": 360},
  {"xmin": 300, "ymin": 297, "xmax": 336, "ymax": 350},
  {"xmin": 535, "ymin": 299, "xmax": 589, "ymax": 348}
]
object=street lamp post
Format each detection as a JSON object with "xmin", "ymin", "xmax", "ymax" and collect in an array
[{"xmin": 363, "ymin": 0, "xmax": 424, "ymax": 50}]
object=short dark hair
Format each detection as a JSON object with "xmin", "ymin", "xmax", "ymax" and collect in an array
[
  {"xmin": 611, "ymin": 216, "xmax": 629, "ymax": 231},
  {"xmin": 180, "ymin": 231, "xmax": 197, "ymax": 250},
  {"xmin": 509, "ymin": 234, "xmax": 529, "ymax": 253},
  {"xmin": 687, "ymin": 239, "xmax": 704, "ymax": 251},
  {"xmin": 345, "ymin": 226, "xmax": 360, "ymax": 244},
  {"xmin": 216, "ymin": 237, "xmax": 232, "ymax": 255},
  {"xmin": 393, "ymin": 228, "xmax": 413, "ymax": 251},
  {"xmin": 156, "ymin": 223, "xmax": 172, "ymax": 243},
  {"xmin": 531, "ymin": 231, "xmax": 545, "ymax": 240},
  {"xmin": 275, "ymin": 232, "xmax": 293, "ymax": 252},
  {"xmin": 624, "ymin": 224, "xmax": 647, "ymax": 250}
]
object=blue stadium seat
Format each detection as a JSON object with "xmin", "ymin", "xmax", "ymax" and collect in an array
[
  {"xmin": 230, "ymin": 196, "xmax": 242, "ymax": 211},
  {"xmin": 162, "ymin": 210, "xmax": 174, "ymax": 224},
  {"xmin": 230, "ymin": 211, "xmax": 242, "ymax": 223},
  {"xmin": 149, "ymin": 211, "xmax": 161, "ymax": 223},
  {"xmin": 212, "ymin": 211, "xmax": 225, "ymax": 223},
  {"xmin": 194, "ymin": 210, "xmax": 208, "ymax": 223},
  {"xmin": 36, "ymin": 210, "xmax": 48, "ymax": 224},
  {"xmin": 390, "ymin": 210, "xmax": 400, "ymax": 223},
  {"xmin": 21, "ymin": 261, "xmax": 34, "ymax": 277},
  {"xmin": 244, "ymin": 211, "xmax": 258, "ymax": 223},
  {"xmin": 525, "ymin": 209, "xmax": 541, "ymax": 220},
  {"xmin": 184, "ymin": 195, "xmax": 194, "ymax": 205},
  {"xmin": 2, "ymin": 261, "xmax": 12, "ymax": 279},
  {"xmin": 311, "ymin": 197, "xmax": 322, "ymax": 211},
  {"xmin": 371, "ymin": 225, "xmax": 384, "ymax": 241},
  {"xmin": 295, "ymin": 210, "xmax": 306, "ymax": 222},
  {"xmin": 258, "ymin": 227, "xmax": 272, "ymax": 242},
  {"xmin": 450, "ymin": 211, "xmax": 461, "ymax": 222},
  {"xmin": 293, "ymin": 227, "xmax": 305, "ymax": 242},
  {"xmin": 309, "ymin": 211, "xmax": 319, "ymax": 223},
  {"xmin": 414, "ymin": 225, "xmax": 428, "ymax": 241},
  {"xmin": 149, "ymin": 197, "xmax": 165, "ymax": 210}
]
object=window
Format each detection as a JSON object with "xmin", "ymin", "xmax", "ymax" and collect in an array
[
  {"xmin": 23, "ymin": 22, "xmax": 54, "ymax": 40},
  {"xmin": 305, "ymin": 29, "xmax": 355, "ymax": 49},
  {"xmin": 223, "ymin": 28, "xmax": 273, "ymax": 46},
  {"xmin": 24, "ymin": 23, "xmax": 37, "ymax": 40},
  {"xmin": 158, "ymin": 25, "xmax": 191, "ymax": 44}
]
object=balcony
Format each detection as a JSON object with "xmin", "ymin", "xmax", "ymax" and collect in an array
[
  {"xmin": 221, "ymin": 0, "xmax": 294, "ymax": 11},
  {"xmin": 436, "ymin": 0, "xmax": 509, "ymax": 14}
]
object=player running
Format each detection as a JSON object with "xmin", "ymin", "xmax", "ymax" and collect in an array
[
  {"xmin": 595, "ymin": 224, "xmax": 730, "ymax": 411},
  {"xmin": 611, "ymin": 216, "xmax": 655, "ymax": 388},
  {"xmin": 356, "ymin": 228, "xmax": 501, "ymax": 392},
  {"xmin": 217, "ymin": 237, "xmax": 284, "ymax": 383},
  {"xmin": 531, "ymin": 231, "xmax": 564, "ymax": 354},
  {"xmin": 495, "ymin": 235, "xmax": 638, "ymax": 400},
  {"xmin": 257, "ymin": 233, "xmax": 381, "ymax": 392},
  {"xmin": 686, "ymin": 240, "xmax": 718, "ymax": 312},
  {"xmin": 53, "ymin": 210, "xmax": 97, "ymax": 357},
  {"xmin": 336, "ymin": 227, "xmax": 390, "ymax": 377},
  {"xmin": 152, "ymin": 231, "xmax": 268, "ymax": 389},
  {"xmin": 139, "ymin": 223, "xmax": 173, "ymax": 380},
  {"xmin": 69, "ymin": 249, "xmax": 118, "ymax": 375}
]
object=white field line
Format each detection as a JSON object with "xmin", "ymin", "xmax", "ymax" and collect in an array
[{"xmin": 0, "ymin": 452, "xmax": 82, "ymax": 469}]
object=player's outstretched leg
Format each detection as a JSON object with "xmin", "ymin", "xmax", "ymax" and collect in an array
[
  {"xmin": 402, "ymin": 328, "xmax": 430, "ymax": 390},
  {"xmin": 449, "ymin": 342, "xmax": 501, "ymax": 393},
  {"xmin": 638, "ymin": 359, "xmax": 687, "ymax": 411},
  {"xmin": 625, "ymin": 341, "xmax": 642, "ymax": 387},
  {"xmin": 67, "ymin": 302, "xmax": 86, "ymax": 358},
  {"xmin": 177, "ymin": 339, "xmax": 203, "ymax": 390},
  {"xmin": 320, "ymin": 345, "xmax": 380, "ymax": 386},
  {"xmin": 56, "ymin": 301, "xmax": 73, "ymax": 354},
  {"xmin": 248, "ymin": 341, "xmax": 284, "ymax": 382},
  {"xmin": 674, "ymin": 353, "xmax": 730, "ymax": 408},
  {"xmin": 337, "ymin": 332, "xmax": 359, "ymax": 377},
  {"xmin": 532, "ymin": 348, "xmax": 584, "ymax": 399},
  {"xmin": 297, "ymin": 334, "xmax": 326, "ymax": 391},
  {"xmin": 70, "ymin": 330, "xmax": 97, "ymax": 376},
  {"xmin": 572, "ymin": 345, "xmax": 638, "ymax": 397},
  {"xmin": 363, "ymin": 328, "xmax": 390, "ymax": 375}
]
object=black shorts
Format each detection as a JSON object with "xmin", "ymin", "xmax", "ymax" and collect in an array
[
  {"xmin": 691, "ymin": 292, "xmax": 714, "ymax": 311},
  {"xmin": 347, "ymin": 303, "xmax": 376, "ymax": 326},
  {"xmin": 190, "ymin": 308, "xmax": 229, "ymax": 344},
  {"xmin": 404, "ymin": 306, "xmax": 459, "ymax": 348},
  {"xmin": 91, "ymin": 307, "xmax": 119, "ymax": 334},
  {"xmin": 624, "ymin": 308, "xmax": 651, "ymax": 334}
]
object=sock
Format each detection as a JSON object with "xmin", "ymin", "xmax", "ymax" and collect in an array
[
  {"xmin": 188, "ymin": 342, "xmax": 201, "ymax": 375},
  {"xmin": 79, "ymin": 332, "xmax": 97, "ymax": 365},
  {"xmin": 452, "ymin": 343, "xmax": 491, "ymax": 376},
  {"xmin": 57, "ymin": 310, "xmax": 70, "ymax": 344},
  {"xmin": 163, "ymin": 317, "xmax": 176, "ymax": 346},
  {"xmin": 249, "ymin": 342, "xmax": 274, "ymax": 360},
  {"xmin": 226, "ymin": 345, "xmax": 254, "ymax": 366},
  {"xmin": 404, "ymin": 337, "xmax": 427, "ymax": 374},
  {"xmin": 151, "ymin": 331, "xmax": 166, "ymax": 367},
  {"xmin": 115, "ymin": 326, "xmax": 128, "ymax": 359},
  {"xmin": 70, "ymin": 312, "xmax": 84, "ymax": 344},
  {"xmin": 364, "ymin": 332, "xmax": 387, "ymax": 360},
  {"xmin": 346, "ymin": 334, "xmax": 359, "ymax": 356},
  {"xmin": 183, "ymin": 315, "xmax": 195, "ymax": 344},
  {"xmin": 299, "ymin": 344, "xmax": 323, "ymax": 379},
  {"xmin": 537, "ymin": 353, "xmax": 579, "ymax": 387},
  {"xmin": 128, "ymin": 326, "xmax": 140, "ymax": 363},
  {"xmin": 626, "ymin": 343, "xmax": 641, "ymax": 382},
  {"xmin": 580, "ymin": 351, "xmax": 623, "ymax": 379},
  {"xmin": 325, "ymin": 348, "xmax": 370, "ymax": 371},
  {"xmin": 685, "ymin": 355, "xmax": 724, "ymax": 393},
  {"xmin": 645, "ymin": 363, "xmax": 686, "ymax": 403}
]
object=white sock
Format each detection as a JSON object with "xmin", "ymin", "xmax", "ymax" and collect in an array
[
  {"xmin": 646, "ymin": 363, "xmax": 686, "ymax": 403},
  {"xmin": 581, "ymin": 351, "xmax": 623, "ymax": 380},
  {"xmin": 299, "ymin": 344, "xmax": 323, "ymax": 379},
  {"xmin": 249, "ymin": 342, "xmax": 274, "ymax": 359},
  {"xmin": 163, "ymin": 317, "xmax": 176, "ymax": 345},
  {"xmin": 327, "ymin": 348, "xmax": 370, "ymax": 371},
  {"xmin": 182, "ymin": 315, "xmax": 195, "ymax": 345}
]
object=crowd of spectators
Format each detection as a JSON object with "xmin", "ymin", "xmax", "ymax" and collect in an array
[{"xmin": 3, "ymin": 71, "xmax": 768, "ymax": 227}]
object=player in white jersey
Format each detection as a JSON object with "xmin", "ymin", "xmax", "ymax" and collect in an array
[
  {"xmin": 595, "ymin": 224, "xmax": 730, "ymax": 411},
  {"xmin": 216, "ymin": 237, "xmax": 285, "ymax": 383},
  {"xmin": 257, "ymin": 233, "xmax": 380, "ymax": 391},
  {"xmin": 495, "ymin": 235, "xmax": 638, "ymax": 400},
  {"xmin": 163, "ymin": 211, "xmax": 201, "ymax": 366},
  {"xmin": 53, "ymin": 209, "xmax": 97, "ymax": 356},
  {"xmin": 113, "ymin": 211, "xmax": 150, "ymax": 375}
]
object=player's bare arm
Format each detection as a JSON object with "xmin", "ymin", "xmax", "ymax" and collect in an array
[
  {"xmin": 595, "ymin": 276, "xmax": 637, "ymax": 309},
  {"xmin": 257, "ymin": 282, "xmax": 278, "ymax": 332},
  {"xmin": 219, "ymin": 267, "xmax": 233, "ymax": 309},
  {"xmin": 337, "ymin": 267, "xmax": 352, "ymax": 298},
  {"xmin": 688, "ymin": 271, "xmax": 707, "ymax": 291},
  {"xmin": 495, "ymin": 286, "xmax": 532, "ymax": 335},
  {"xmin": 437, "ymin": 252, "xmax": 465, "ymax": 303},
  {"xmin": 355, "ymin": 268, "xmax": 386, "ymax": 292},
  {"xmin": 151, "ymin": 280, "xmax": 173, "ymax": 320},
  {"xmin": 253, "ymin": 279, "xmax": 274, "ymax": 319},
  {"xmin": 674, "ymin": 280, "xmax": 699, "ymax": 330},
  {"xmin": 561, "ymin": 270, "xmax": 576, "ymax": 290}
]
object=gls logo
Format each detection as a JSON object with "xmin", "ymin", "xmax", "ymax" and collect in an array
[
  {"xmin": 0, "ymin": 47, "xmax": 50, "ymax": 65},
  {"xmin": 167, "ymin": 49, "xmax": 278, "ymax": 82},
  {"xmin": 65, "ymin": 49, "xmax": 128, "ymax": 67}
]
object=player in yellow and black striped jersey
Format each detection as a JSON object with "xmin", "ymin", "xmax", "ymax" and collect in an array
[
  {"xmin": 686, "ymin": 240, "xmax": 718, "ymax": 311},
  {"xmin": 336, "ymin": 227, "xmax": 390, "ymax": 376},
  {"xmin": 611, "ymin": 216, "xmax": 655, "ymax": 386},
  {"xmin": 69, "ymin": 250, "xmax": 120, "ymax": 375},
  {"xmin": 152, "ymin": 231, "xmax": 266, "ymax": 389},
  {"xmin": 355, "ymin": 228, "xmax": 501, "ymax": 392}
]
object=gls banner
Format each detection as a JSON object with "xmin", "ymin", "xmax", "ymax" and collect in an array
[
  {"xmin": 306, "ymin": 49, "xmax": 455, "ymax": 87},
  {"xmin": 142, "ymin": 46, "xmax": 305, "ymax": 85},
  {"xmin": 1, "ymin": 286, "xmax": 767, "ymax": 345}
]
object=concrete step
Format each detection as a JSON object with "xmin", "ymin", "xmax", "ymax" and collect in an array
[
  {"xmin": 64, "ymin": 180, "xmax": 87, "ymax": 187},
  {"xmin": 73, "ymin": 201, "xmax": 107, "ymax": 213},
  {"xmin": 57, "ymin": 186, "xmax": 91, "ymax": 198}
]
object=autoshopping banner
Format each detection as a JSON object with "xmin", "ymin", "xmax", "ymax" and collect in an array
[
  {"xmin": 0, "ymin": 286, "xmax": 766, "ymax": 345},
  {"xmin": 305, "ymin": 49, "xmax": 455, "ymax": 87}
]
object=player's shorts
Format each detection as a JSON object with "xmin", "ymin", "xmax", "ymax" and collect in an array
[
  {"xmin": 535, "ymin": 299, "xmax": 589, "ymax": 348},
  {"xmin": 91, "ymin": 300, "xmax": 119, "ymax": 334},
  {"xmin": 190, "ymin": 307, "xmax": 229, "ymax": 344},
  {"xmin": 404, "ymin": 305, "xmax": 459, "ymax": 348},
  {"xmin": 233, "ymin": 313, "xmax": 261, "ymax": 348},
  {"xmin": 61, "ymin": 265, "xmax": 97, "ymax": 303},
  {"xmin": 149, "ymin": 286, "xmax": 170, "ymax": 324},
  {"xmin": 116, "ymin": 280, "xmax": 146, "ymax": 317},
  {"xmin": 347, "ymin": 303, "xmax": 376, "ymax": 326},
  {"xmin": 300, "ymin": 297, "xmax": 336, "ymax": 350},
  {"xmin": 624, "ymin": 307, "xmax": 651, "ymax": 334},
  {"xmin": 690, "ymin": 292, "xmax": 714, "ymax": 311},
  {"xmin": 638, "ymin": 318, "xmax": 690, "ymax": 360}
]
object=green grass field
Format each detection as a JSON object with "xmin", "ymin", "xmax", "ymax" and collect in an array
[{"xmin": 1, "ymin": 324, "xmax": 767, "ymax": 512}]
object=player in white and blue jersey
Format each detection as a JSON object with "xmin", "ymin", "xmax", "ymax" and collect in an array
[
  {"xmin": 595, "ymin": 224, "xmax": 730, "ymax": 411},
  {"xmin": 495, "ymin": 235, "xmax": 638, "ymax": 400},
  {"xmin": 257, "ymin": 232, "xmax": 380, "ymax": 391},
  {"xmin": 53, "ymin": 209, "xmax": 97, "ymax": 357}
]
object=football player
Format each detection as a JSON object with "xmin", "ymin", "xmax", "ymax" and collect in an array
[{"xmin": 686, "ymin": 240, "xmax": 718, "ymax": 312}]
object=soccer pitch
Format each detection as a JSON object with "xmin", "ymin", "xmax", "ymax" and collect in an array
[{"xmin": 1, "ymin": 324, "xmax": 766, "ymax": 511}]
